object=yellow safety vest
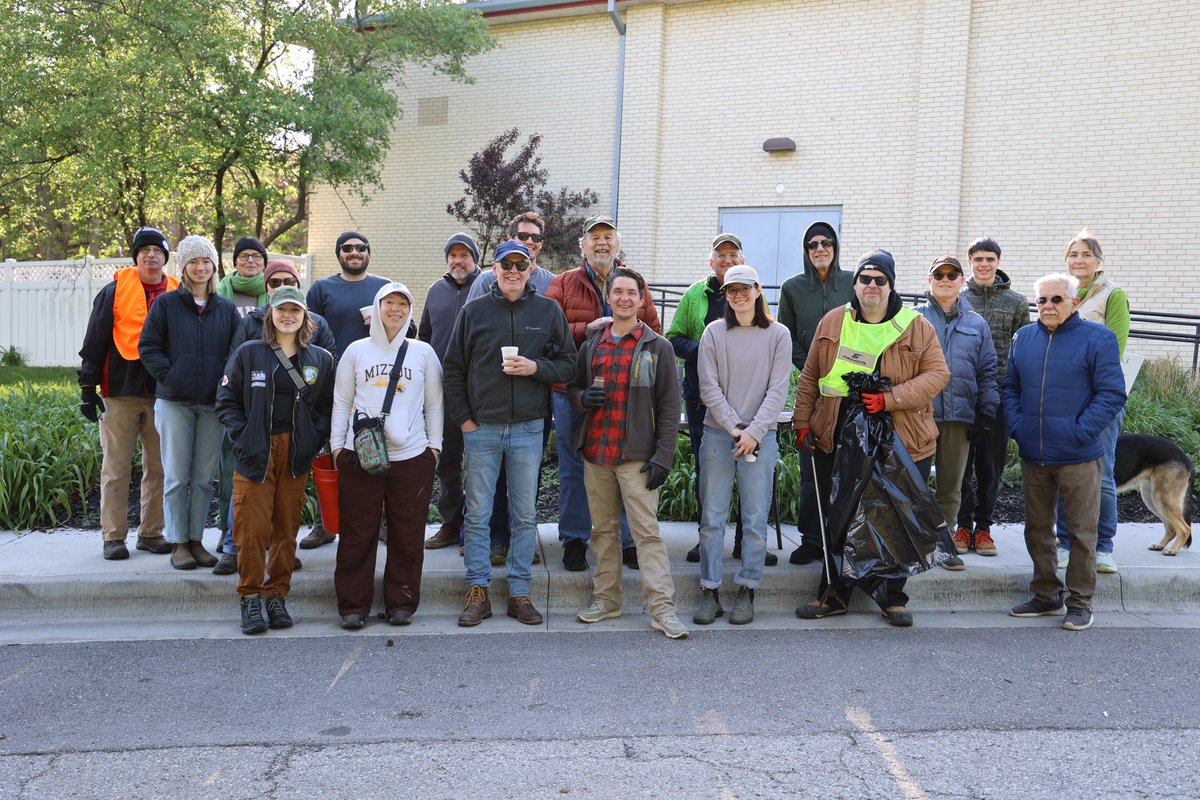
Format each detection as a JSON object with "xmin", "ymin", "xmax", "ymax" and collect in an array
[{"xmin": 818, "ymin": 305, "xmax": 919, "ymax": 397}]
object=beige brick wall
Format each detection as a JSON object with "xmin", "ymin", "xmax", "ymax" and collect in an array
[{"xmin": 309, "ymin": 0, "xmax": 1200, "ymax": 360}]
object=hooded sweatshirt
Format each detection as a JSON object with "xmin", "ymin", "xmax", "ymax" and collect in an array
[
  {"xmin": 777, "ymin": 222, "xmax": 854, "ymax": 370},
  {"xmin": 331, "ymin": 283, "xmax": 444, "ymax": 462}
]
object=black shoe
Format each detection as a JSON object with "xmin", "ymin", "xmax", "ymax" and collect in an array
[
  {"xmin": 686, "ymin": 543, "xmax": 700, "ymax": 563},
  {"xmin": 264, "ymin": 594, "xmax": 293, "ymax": 629},
  {"xmin": 103, "ymin": 540, "xmax": 129, "ymax": 561},
  {"xmin": 563, "ymin": 539, "xmax": 588, "ymax": 572},
  {"xmin": 240, "ymin": 594, "xmax": 268, "ymax": 635},
  {"xmin": 732, "ymin": 543, "xmax": 779, "ymax": 566},
  {"xmin": 881, "ymin": 607, "xmax": 913, "ymax": 627},
  {"xmin": 387, "ymin": 610, "xmax": 413, "ymax": 626},
  {"xmin": 764, "ymin": 551, "xmax": 778, "ymax": 567},
  {"xmin": 293, "ymin": 556, "xmax": 302, "ymax": 571},
  {"xmin": 622, "ymin": 546, "xmax": 639, "ymax": 570},
  {"xmin": 212, "ymin": 553, "xmax": 237, "ymax": 575},
  {"xmin": 340, "ymin": 613, "xmax": 366, "ymax": 630},
  {"xmin": 789, "ymin": 540, "xmax": 824, "ymax": 565}
]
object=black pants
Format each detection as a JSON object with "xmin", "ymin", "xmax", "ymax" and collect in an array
[
  {"xmin": 812, "ymin": 447, "xmax": 932, "ymax": 609},
  {"xmin": 957, "ymin": 402, "xmax": 1008, "ymax": 531}
]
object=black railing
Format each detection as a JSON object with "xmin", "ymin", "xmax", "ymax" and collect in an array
[{"xmin": 648, "ymin": 283, "xmax": 1200, "ymax": 372}]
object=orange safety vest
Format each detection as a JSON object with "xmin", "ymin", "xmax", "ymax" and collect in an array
[{"xmin": 112, "ymin": 267, "xmax": 178, "ymax": 361}]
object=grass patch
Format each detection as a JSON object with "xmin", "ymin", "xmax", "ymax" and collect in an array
[{"xmin": 0, "ymin": 366, "xmax": 77, "ymax": 386}]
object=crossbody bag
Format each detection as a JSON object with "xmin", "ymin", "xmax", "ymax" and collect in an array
[{"xmin": 350, "ymin": 340, "xmax": 408, "ymax": 475}]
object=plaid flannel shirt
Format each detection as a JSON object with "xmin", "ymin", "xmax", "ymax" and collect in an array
[{"xmin": 583, "ymin": 324, "xmax": 644, "ymax": 466}]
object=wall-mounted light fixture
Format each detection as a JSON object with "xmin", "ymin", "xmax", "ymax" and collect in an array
[{"xmin": 762, "ymin": 137, "xmax": 796, "ymax": 153}]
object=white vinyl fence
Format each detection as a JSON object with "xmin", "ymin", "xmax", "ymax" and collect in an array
[{"xmin": 0, "ymin": 254, "xmax": 311, "ymax": 367}]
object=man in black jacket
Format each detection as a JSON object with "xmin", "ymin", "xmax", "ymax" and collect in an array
[{"xmin": 443, "ymin": 240, "xmax": 576, "ymax": 628}]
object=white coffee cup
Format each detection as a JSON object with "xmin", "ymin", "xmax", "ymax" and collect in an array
[
  {"xmin": 359, "ymin": 305, "xmax": 372, "ymax": 324},
  {"xmin": 501, "ymin": 346, "xmax": 518, "ymax": 366}
]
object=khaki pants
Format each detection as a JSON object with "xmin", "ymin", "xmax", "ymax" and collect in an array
[
  {"xmin": 232, "ymin": 433, "xmax": 309, "ymax": 599},
  {"xmin": 1022, "ymin": 458, "xmax": 1101, "ymax": 611},
  {"xmin": 583, "ymin": 460, "xmax": 676, "ymax": 620},
  {"xmin": 98, "ymin": 394, "xmax": 164, "ymax": 542},
  {"xmin": 934, "ymin": 422, "xmax": 971, "ymax": 530}
]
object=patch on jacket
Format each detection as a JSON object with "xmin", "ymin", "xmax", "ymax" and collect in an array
[
  {"xmin": 837, "ymin": 345, "xmax": 874, "ymax": 368},
  {"xmin": 251, "ymin": 369, "xmax": 267, "ymax": 389},
  {"xmin": 303, "ymin": 366, "xmax": 318, "ymax": 385}
]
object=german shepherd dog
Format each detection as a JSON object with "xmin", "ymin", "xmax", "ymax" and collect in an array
[{"xmin": 1115, "ymin": 434, "xmax": 1195, "ymax": 555}]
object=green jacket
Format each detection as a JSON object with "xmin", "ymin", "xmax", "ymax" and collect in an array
[
  {"xmin": 961, "ymin": 269, "xmax": 1030, "ymax": 380},
  {"xmin": 777, "ymin": 270, "xmax": 854, "ymax": 371},
  {"xmin": 666, "ymin": 276, "xmax": 723, "ymax": 403}
]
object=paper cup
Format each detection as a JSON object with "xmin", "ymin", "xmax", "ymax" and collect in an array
[
  {"xmin": 359, "ymin": 305, "xmax": 372, "ymax": 324},
  {"xmin": 501, "ymin": 346, "xmax": 518, "ymax": 365},
  {"xmin": 743, "ymin": 452, "xmax": 757, "ymax": 462}
]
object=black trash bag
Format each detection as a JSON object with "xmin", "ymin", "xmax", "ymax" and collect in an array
[{"xmin": 823, "ymin": 372, "xmax": 957, "ymax": 604}]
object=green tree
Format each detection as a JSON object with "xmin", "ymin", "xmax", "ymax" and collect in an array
[{"xmin": 0, "ymin": 0, "xmax": 493, "ymax": 265}]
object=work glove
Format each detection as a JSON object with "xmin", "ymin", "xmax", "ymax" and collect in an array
[
  {"xmin": 860, "ymin": 392, "xmax": 887, "ymax": 415},
  {"xmin": 640, "ymin": 461, "xmax": 670, "ymax": 491},
  {"xmin": 581, "ymin": 384, "xmax": 607, "ymax": 410},
  {"xmin": 796, "ymin": 427, "xmax": 815, "ymax": 452},
  {"xmin": 970, "ymin": 415, "xmax": 994, "ymax": 443},
  {"xmin": 80, "ymin": 386, "xmax": 105, "ymax": 423}
]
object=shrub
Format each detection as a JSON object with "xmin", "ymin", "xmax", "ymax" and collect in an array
[{"xmin": 1, "ymin": 345, "xmax": 27, "ymax": 368}]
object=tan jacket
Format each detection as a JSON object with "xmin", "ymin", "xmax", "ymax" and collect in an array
[{"xmin": 792, "ymin": 305, "xmax": 950, "ymax": 461}]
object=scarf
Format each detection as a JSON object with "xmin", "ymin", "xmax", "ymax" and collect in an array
[{"xmin": 216, "ymin": 272, "xmax": 267, "ymax": 306}]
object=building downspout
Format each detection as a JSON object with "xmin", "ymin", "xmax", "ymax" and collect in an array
[{"xmin": 608, "ymin": 0, "xmax": 625, "ymax": 223}]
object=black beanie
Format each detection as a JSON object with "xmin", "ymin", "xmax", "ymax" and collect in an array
[
  {"xmin": 335, "ymin": 231, "xmax": 370, "ymax": 254},
  {"xmin": 131, "ymin": 226, "xmax": 170, "ymax": 259},
  {"xmin": 233, "ymin": 236, "xmax": 268, "ymax": 263},
  {"xmin": 444, "ymin": 232, "xmax": 480, "ymax": 265},
  {"xmin": 854, "ymin": 249, "xmax": 896, "ymax": 288},
  {"xmin": 806, "ymin": 222, "xmax": 837, "ymax": 246}
]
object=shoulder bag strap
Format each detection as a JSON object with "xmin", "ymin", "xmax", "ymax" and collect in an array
[
  {"xmin": 270, "ymin": 344, "xmax": 309, "ymax": 392},
  {"xmin": 378, "ymin": 339, "xmax": 409, "ymax": 420}
]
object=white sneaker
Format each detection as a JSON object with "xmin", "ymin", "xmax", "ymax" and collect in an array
[
  {"xmin": 1096, "ymin": 552, "xmax": 1119, "ymax": 574},
  {"xmin": 1056, "ymin": 547, "xmax": 1070, "ymax": 570},
  {"xmin": 651, "ymin": 613, "xmax": 689, "ymax": 639}
]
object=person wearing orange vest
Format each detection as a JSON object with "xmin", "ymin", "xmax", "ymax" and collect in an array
[{"xmin": 78, "ymin": 226, "xmax": 179, "ymax": 561}]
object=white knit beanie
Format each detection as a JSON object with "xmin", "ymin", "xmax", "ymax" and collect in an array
[{"xmin": 176, "ymin": 235, "xmax": 219, "ymax": 267}]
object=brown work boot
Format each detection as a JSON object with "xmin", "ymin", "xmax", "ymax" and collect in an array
[
  {"xmin": 188, "ymin": 540, "xmax": 218, "ymax": 568},
  {"xmin": 507, "ymin": 595, "xmax": 543, "ymax": 626},
  {"xmin": 170, "ymin": 543, "xmax": 197, "ymax": 570},
  {"xmin": 299, "ymin": 522, "xmax": 335, "ymax": 549},
  {"xmin": 425, "ymin": 523, "xmax": 459, "ymax": 550},
  {"xmin": 135, "ymin": 535, "xmax": 172, "ymax": 554},
  {"xmin": 458, "ymin": 585, "xmax": 492, "ymax": 627}
]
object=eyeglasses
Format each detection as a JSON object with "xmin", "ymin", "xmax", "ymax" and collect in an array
[
  {"xmin": 236, "ymin": 252, "xmax": 264, "ymax": 263},
  {"xmin": 340, "ymin": 244, "xmax": 368, "ymax": 253},
  {"xmin": 267, "ymin": 278, "xmax": 298, "ymax": 289},
  {"xmin": 498, "ymin": 259, "xmax": 531, "ymax": 272},
  {"xmin": 515, "ymin": 232, "xmax": 544, "ymax": 243},
  {"xmin": 138, "ymin": 247, "xmax": 166, "ymax": 257},
  {"xmin": 807, "ymin": 239, "xmax": 834, "ymax": 251},
  {"xmin": 1036, "ymin": 295, "xmax": 1067, "ymax": 306},
  {"xmin": 930, "ymin": 270, "xmax": 961, "ymax": 281},
  {"xmin": 857, "ymin": 275, "xmax": 888, "ymax": 287},
  {"xmin": 724, "ymin": 285, "xmax": 753, "ymax": 297}
]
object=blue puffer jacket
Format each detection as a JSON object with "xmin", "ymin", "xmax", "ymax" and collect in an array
[
  {"xmin": 917, "ymin": 295, "xmax": 998, "ymax": 425},
  {"xmin": 1003, "ymin": 312, "xmax": 1126, "ymax": 466}
]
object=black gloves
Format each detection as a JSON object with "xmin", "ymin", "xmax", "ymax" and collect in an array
[
  {"xmin": 80, "ymin": 386, "xmax": 105, "ymax": 423},
  {"xmin": 581, "ymin": 384, "xmax": 607, "ymax": 410},
  {"xmin": 970, "ymin": 415, "xmax": 994, "ymax": 443},
  {"xmin": 640, "ymin": 461, "xmax": 670, "ymax": 490}
]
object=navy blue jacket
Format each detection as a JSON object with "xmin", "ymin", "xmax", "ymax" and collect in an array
[
  {"xmin": 138, "ymin": 287, "xmax": 239, "ymax": 404},
  {"xmin": 916, "ymin": 295, "xmax": 998, "ymax": 425},
  {"xmin": 1003, "ymin": 312, "xmax": 1126, "ymax": 465},
  {"xmin": 232, "ymin": 306, "xmax": 338, "ymax": 359}
]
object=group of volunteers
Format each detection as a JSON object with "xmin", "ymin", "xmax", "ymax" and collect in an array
[{"xmin": 78, "ymin": 213, "xmax": 1127, "ymax": 637}]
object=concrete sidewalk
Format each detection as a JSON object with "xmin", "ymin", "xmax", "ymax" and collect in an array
[{"xmin": 1, "ymin": 522, "xmax": 1196, "ymax": 643}]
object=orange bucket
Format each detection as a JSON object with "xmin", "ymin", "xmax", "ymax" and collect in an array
[{"xmin": 311, "ymin": 453, "xmax": 340, "ymax": 534}]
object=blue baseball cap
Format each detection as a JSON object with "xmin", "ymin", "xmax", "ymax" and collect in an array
[{"xmin": 493, "ymin": 240, "xmax": 531, "ymax": 263}]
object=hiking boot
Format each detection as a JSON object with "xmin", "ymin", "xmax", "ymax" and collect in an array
[
  {"xmin": 136, "ymin": 535, "xmax": 171, "ymax": 554},
  {"xmin": 1096, "ymin": 552, "xmax": 1119, "ymax": 574},
  {"xmin": 1056, "ymin": 547, "xmax": 1070, "ymax": 569},
  {"xmin": 490, "ymin": 543, "xmax": 508, "ymax": 566},
  {"xmin": 189, "ymin": 540, "xmax": 218, "ymax": 568},
  {"xmin": 103, "ymin": 540, "xmax": 129, "ymax": 561},
  {"xmin": 686, "ymin": 543, "xmax": 700, "ymax": 563},
  {"xmin": 264, "ymin": 594, "xmax": 293, "ymax": 629},
  {"xmin": 973, "ymin": 529, "xmax": 997, "ymax": 556},
  {"xmin": 622, "ymin": 546, "xmax": 639, "ymax": 570},
  {"xmin": 425, "ymin": 523, "xmax": 459, "ymax": 550},
  {"xmin": 1061, "ymin": 607, "xmax": 1094, "ymax": 631},
  {"xmin": 940, "ymin": 554, "xmax": 966, "ymax": 571},
  {"xmin": 387, "ymin": 610, "xmax": 413, "ymax": 626},
  {"xmin": 240, "ymin": 594, "xmax": 268, "ymax": 635},
  {"xmin": 458, "ymin": 585, "xmax": 492, "ymax": 627},
  {"xmin": 693, "ymin": 588, "xmax": 723, "ymax": 625},
  {"xmin": 212, "ymin": 553, "xmax": 237, "ymax": 575},
  {"xmin": 881, "ymin": 606, "xmax": 913, "ymax": 627},
  {"xmin": 651, "ymin": 614, "xmax": 689, "ymax": 639},
  {"xmin": 952, "ymin": 527, "xmax": 972, "ymax": 554},
  {"xmin": 170, "ymin": 543, "xmax": 197, "ymax": 570},
  {"xmin": 1009, "ymin": 597, "xmax": 1067, "ymax": 617},
  {"xmin": 299, "ymin": 522, "xmax": 335, "ymax": 549},
  {"xmin": 340, "ymin": 613, "xmax": 366, "ymax": 630},
  {"xmin": 293, "ymin": 556, "xmax": 302, "ymax": 571},
  {"xmin": 562, "ymin": 539, "xmax": 588, "ymax": 572},
  {"xmin": 507, "ymin": 595, "xmax": 543, "ymax": 625},
  {"xmin": 577, "ymin": 600, "xmax": 622, "ymax": 624},
  {"xmin": 533, "ymin": 548, "xmax": 541, "ymax": 565},
  {"xmin": 729, "ymin": 586, "xmax": 755, "ymax": 625},
  {"xmin": 789, "ymin": 540, "xmax": 823, "ymax": 565}
]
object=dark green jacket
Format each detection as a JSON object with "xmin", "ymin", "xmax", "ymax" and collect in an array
[
  {"xmin": 961, "ymin": 269, "xmax": 1030, "ymax": 380},
  {"xmin": 777, "ymin": 222, "xmax": 853, "ymax": 370}
]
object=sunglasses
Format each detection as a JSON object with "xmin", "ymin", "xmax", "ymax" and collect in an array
[
  {"xmin": 498, "ymin": 259, "xmax": 531, "ymax": 272},
  {"xmin": 1036, "ymin": 295, "xmax": 1067, "ymax": 306},
  {"xmin": 807, "ymin": 239, "xmax": 834, "ymax": 251},
  {"xmin": 340, "ymin": 244, "xmax": 368, "ymax": 253},
  {"xmin": 857, "ymin": 275, "xmax": 888, "ymax": 287},
  {"xmin": 930, "ymin": 270, "xmax": 961, "ymax": 281},
  {"xmin": 267, "ymin": 278, "xmax": 298, "ymax": 289},
  {"xmin": 515, "ymin": 232, "xmax": 544, "ymax": 243}
]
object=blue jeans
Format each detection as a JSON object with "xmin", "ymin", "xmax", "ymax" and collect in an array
[
  {"xmin": 154, "ymin": 399, "xmax": 224, "ymax": 544},
  {"xmin": 551, "ymin": 392, "xmax": 632, "ymax": 549},
  {"xmin": 463, "ymin": 420, "xmax": 543, "ymax": 597},
  {"xmin": 1057, "ymin": 411, "xmax": 1122, "ymax": 554},
  {"xmin": 697, "ymin": 427, "xmax": 779, "ymax": 590}
]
